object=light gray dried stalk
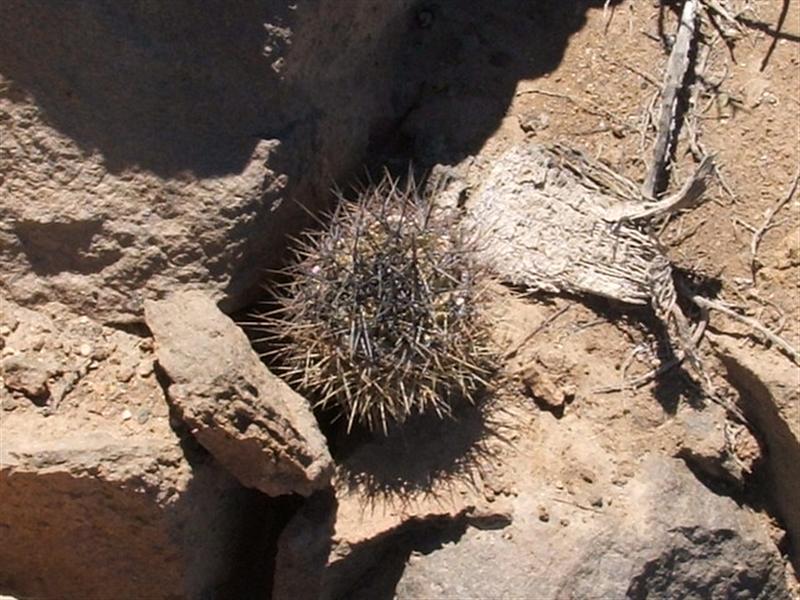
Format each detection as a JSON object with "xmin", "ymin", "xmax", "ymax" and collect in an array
[{"xmin": 465, "ymin": 143, "xmax": 713, "ymax": 372}]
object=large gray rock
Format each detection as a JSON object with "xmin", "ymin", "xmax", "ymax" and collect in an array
[
  {"xmin": 0, "ymin": 0, "xmax": 412, "ymax": 322},
  {"xmin": 394, "ymin": 456, "xmax": 791, "ymax": 599},
  {"xmin": 145, "ymin": 291, "xmax": 333, "ymax": 496}
]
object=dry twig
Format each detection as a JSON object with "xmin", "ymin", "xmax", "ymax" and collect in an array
[
  {"xmin": 505, "ymin": 305, "xmax": 571, "ymax": 361},
  {"xmin": 595, "ymin": 310, "xmax": 709, "ymax": 394},
  {"xmin": 644, "ymin": 0, "xmax": 699, "ymax": 198},
  {"xmin": 691, "ymin": 295, "xmax": 799, "ymax": 364},
  {"xmin": 749, "ymin": 166, "xmax": 800, "ymax": 283}
]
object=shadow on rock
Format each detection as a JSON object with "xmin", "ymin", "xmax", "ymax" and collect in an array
[
  {"xmin": 335, "ymin": 392, "xmax": 514, "ymax": 508},
  {"xmin": 0, "ymin": 0, "xmax": 292, "ymax": 178}
]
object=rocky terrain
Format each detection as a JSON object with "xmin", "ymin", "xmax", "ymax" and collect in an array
[{"xmin": 1, "ymin": 1, "xmax": 798, "ymax": 599}]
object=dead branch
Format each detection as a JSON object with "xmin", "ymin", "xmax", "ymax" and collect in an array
[
  {"xmin": 644, "ymin": 0, "xmax": 699, "ymax": 198},
  {"xmin": 608, "ymin": 155, "xmax": 714, "ymax": 222},
  {"xmin": 699, "ymin": 0, "xmax": 744, "ymax": 32},
  {"xmin": 691, "ymin": 294, "xmax": 799, "ymax": 364},
  {"xmin": 760, "ymin": 0, "xmax": 792, "ymax": 71}
]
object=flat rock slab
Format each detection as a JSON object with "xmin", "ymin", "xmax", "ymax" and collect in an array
[{"xmin": 145, "ymin": 291, "xmax": 333, "ymax": 496}]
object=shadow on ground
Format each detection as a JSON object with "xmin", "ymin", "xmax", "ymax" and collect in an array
[{"xmin": 370, "ymin": 0, "xmax": 623, "ymax": 171}]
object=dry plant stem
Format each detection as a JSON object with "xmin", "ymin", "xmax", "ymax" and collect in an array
[
  {"xmin": 699, "ymin": 0, "xmax": 744, "ymax": 32},
  {"xmin": 505, "ymin": 305, "xmax": 571, "ymax": 362},
  {"xmin": 691, "ymin": 295, "xmax": 800, "ymax": 364},
  {"xmin": 608, "ymin": 155, "xmax": 714, "ymax": 222},
  {"xmin": 759, "ymin": 0, "xmax": 791, "ymax": 71},
  {"xmin": 595, "ymin": 310, "xmax": 709, "ymax": 394},
  {"xmin": 515, "ymin": 88, "xmax": 629, "ymax": 134},
  {"xmin": 644, "ymin": 0, "xmax": 698, "ymax": 198},
  {"xmin": 603, "ymin": 56, "xmax": 660, "ymax": 88},
  {"xmin": 750, "ymin": 166, "xmax": 800, "ymax": 283}
]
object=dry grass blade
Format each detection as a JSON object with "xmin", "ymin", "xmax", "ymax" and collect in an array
[{"xmin": 749, "ymin": 165, "xmax": 800, "ymax": 283}]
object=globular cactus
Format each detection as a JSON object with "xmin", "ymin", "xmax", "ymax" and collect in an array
[{"xmin": 258, "ymin": 172, "xmax": 496, "ymax": 433}]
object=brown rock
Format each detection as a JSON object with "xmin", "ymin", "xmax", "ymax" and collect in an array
[
  {"xmin": 0, "ymin": 425, "xmax": 264, "ymax": 600},
  {"xmin": 712, "ymin": 334, "xmax": 800, "ymax": 569},
  {"xmin": 0, "ymin": 1, "xmax": 414, "ymax": 322},
  {"xmin": 145, "ymin": 291, "xmax": 333, "ymax": 497},
  {"xmin": 0, "ymin": 300, "xmax": 269, "ymax": 600},
  {"xmin": 1, "ymin": 354, "xmax": 50, "ymax": 401}
]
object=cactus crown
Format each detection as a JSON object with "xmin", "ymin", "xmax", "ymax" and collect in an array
[{"xmin": 261, "ymin": 172, "xmax": 495, "ymax": 433}]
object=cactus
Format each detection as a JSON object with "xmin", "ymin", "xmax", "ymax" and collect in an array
[{"xmin": 258, "ymin": 172, "xmax": 496, "ymax": 433}]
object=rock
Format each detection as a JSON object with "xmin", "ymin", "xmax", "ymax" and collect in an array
[
  {"xmin": 273, "ymin": 400, "xmax": 515, "ymax": 600},
  {"xmin": 675, "ymin": 402, "xmax": 759, "ymax": 487},
  {"xmin": 0, "ymin": 354, "xmax": 50, "ymax": 401},
  {"xmin": 145, "ymin": 291, "xmax": 333, "ymax": 497},
  {"xmin": 519, "ymin": 362, "xmax": 571, "ymax": 416},
  {"xmin": 0, "ymin": 301, "xmax": 271, "ymax": 600},
  {"xmin": 711, "ymin": 334, "xmax": 800, "ymax": 569},
  {"xmin": 0, "ymin": 424, "xmax": 266, "ymax": 600},
  {"xmin": 0, "ymin": 0, "xmax": 414, "ymax": 322},
  {"xmin": 394, "ymin": 456, "xmax": 790, "ymax": 599}
]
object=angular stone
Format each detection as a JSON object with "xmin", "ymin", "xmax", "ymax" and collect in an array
[
  {"xmin": 675, "ymin": 402, "xmax": 760, "ymax": 487},
  {"xmin": 145, "ymin": 291, "xmax": 333, "ymax": 497},
  {"xmin": 394, "ymin": 456, "xmax": 790, "ymax": 599},
  {"xmin": 1, "ymin": 354, "xmax": 50, "ymax": 401},
  {"xmin": 0, "ymin": 300, "xmax": 268, "ymax": 600},
  {"xmin": 712, "ymin": 334, "xmax": 800, "ymax": 569}
]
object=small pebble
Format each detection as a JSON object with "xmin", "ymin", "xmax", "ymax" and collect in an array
[
  {"xmin": 137, "ymin": 408, "xmax": 150, "ymax": 425},
  {"xmin": 0, "ymin": 326, "xmax": 11, "ymax": 337},
  {"xmin": 115, "ymin": 365, "xmax": 135, "ymax": 383},
  {"xmin": 137, "ymin": 361, "xmax": 154, "ymax": 378},
  {"xmin": 538, "ymin": 506, "xmax": 550, "ymax": 522},
  {"xmin": 121, "ymin": 408, "xmax": 132, "ymax": 421},
  {"xmin": 79, "ymin": 343, "xmax": 92, "ymax": 357}
]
